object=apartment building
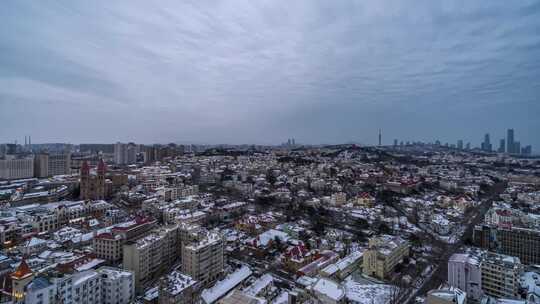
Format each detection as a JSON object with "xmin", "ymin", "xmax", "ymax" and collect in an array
[
  {"xmin": 362, "ymin": 235, "xmax": 409, "ymax": 279},
  {"xmin": 94, "ymin": 217, "xmax": 155, "ymax": 263},
  {"xmin": 473, "ymin": 224, "xmax": 540, "ymax": 265},
  {"xmin": 97, "ymin": 266, "xmax": 135, "ymax": 304},
  {"xmin": 0, "ymin": 155, "xmax": 34, "ymax": 180},
  {"xmin": 480, "ymin": 252, "xmax": 523, "ymax": 299},
  {"xmin": 12, "ymin": 263, "xmax": 132, "ymax": 304},
  {"xmin": 182, "ymin": 230, "xmax": 224, "ymax": 286},
  {"xmin": 34, "ymin": 152, "xmax": 72, "ymax": 177},
  {"xmin": 447, "ymin": 253, "xmax": 483, "ymax": 302},
  {"xmin": 123, "ymin": 225, "xmax": 181, "ymax": 289},
  {"xmin": 158, "ymin": 271, "xmax": 200, "ymax": 304}
]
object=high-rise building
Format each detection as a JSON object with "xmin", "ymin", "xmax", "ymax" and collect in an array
[
  {"xmin": 393, "ymin": 139, "xmax": 398, "ymax": 147},
  {"xmin": 514, "ymin": 141, "xmax": 521, "ymax": 155},
  {"xmin": 480, "ymin": 252, "xmax": 523, "ymax": 299},
  {"xmin": 507, "ymin": 129, "xmax": 515, "ymax": 154},
  {"xmin": 498, "ymin": 139, "xmax": 506, "ymax": 153},
  {"xmin": 473, "ymin": 225, "xmax": 540, "ymax": 265},
  {"xmin": 481, "ymin": 133, "xmax": 492, "ymax": 152},
  {"xmin": 522, "ymin": 145, "xmax": 533, "ymax": 155},
  {"xmin": 34, "ymin": 152, "xmax": 71, "ymax": 177},
  {"xmin": 0, "ymin": 155, "xmax": 34, "ymax": 180},
  {"xmin": 97, "ymin": 267, "xmax": 135, "ymax": 304},
  {"xmin": 448, "ymin": 253, "xmax": 483, "ymax": 302},
  {"xmin": 114, "ymin": 142, "xmax": 128, "ymax": 165},
  {"xmin": 457, "ymin": 140, "xmax": 463, "ymax": 150},
  {"xmin": 378, "ymin": 129, "xmax": 382, "ymax": 146},
  {"xmin": 182, "ymin": 230, "xmax": 224, "ymax": 287},
  {"xmin": 466, "ymin": 143, "xmax": 471, "ymax": 150},
  {"xmin": 123, "ymin": 224, "xmax": 182, "ymax": 289}
]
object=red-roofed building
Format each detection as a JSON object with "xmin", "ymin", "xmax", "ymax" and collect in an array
[{"xmin": 11, "ymin": 258, "xmax": 34, "ymax": 303}]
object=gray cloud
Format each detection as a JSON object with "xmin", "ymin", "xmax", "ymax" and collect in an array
[{"xmin": 1, "ymin": 0, "xmax": 539, "ymax": 148}]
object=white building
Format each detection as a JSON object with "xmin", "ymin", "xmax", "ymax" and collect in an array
[
  {"xmin": 448, "ymin": 253, "xmax": 483, "ymax": 302},
  {"xmin": 97, "ymin": 266, "xmax": 135, "ymax": 304},
  {"xmin": 0, "ymin": 155, "xmax": 34, "ymax": 180}
]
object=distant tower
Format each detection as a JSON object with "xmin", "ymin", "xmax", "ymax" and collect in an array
[
  {"xmin": 80, "ymin": 161, "xmax": 90, "ymax": 200},
  {"xmin": 80, "ymin": 159, "xmax": 107, "ymax": 200},
  {"xmin": 378, "ymin": 129, "xmax": 382, "ymax": 146},
  {"xmin": 482, "ymin": 133, "xmax": 492, "ymax": 152},
  {"xmin": 507, "ymin": 129, "xmax": 514, "ymax": 154},
  {"xmin": 96, "ymin": 159, "xmax": 107, "ymax": 199}
]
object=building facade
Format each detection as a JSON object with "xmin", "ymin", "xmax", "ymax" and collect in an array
[
  {"xmin": 473, "ymin": 225, "xmax": 540, "ymax": 265},
  {"xmin": 0, "ymin": 155, "xmax": 34, "ymax": 180},
  {"xmin": 181, "ymin": 231, "xmax": 224, "ymax": 287},
  {"xmin": 362, "ymin": 235, "xmax": 409, "ymax": 279},
  {"xmin": 80, "ymin": 160, "xmax": 106, "ymax": 200}
]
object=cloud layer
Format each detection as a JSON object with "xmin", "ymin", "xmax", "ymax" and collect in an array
[{"xmin": 1, "ymin": 0, "xmax": 539, "ymax": 148}]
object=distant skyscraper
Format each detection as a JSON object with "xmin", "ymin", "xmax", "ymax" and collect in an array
[
  {"xmin": 515, "ymin": 141, "xmax": 521, "ymax": 155},
  {"xmin": 498, "ymin": 139, "xmax": 506, "ymax": 153},
  {"xmin": 378, "ymin": 129, "xmax": 382, "ymax": 146},
  {"xmin": 507, "ymin": 129, "xmax": 514, "ymax": 154},
  {"xmin": 466, "ymin": 142, "xmax": 471, "ymax": 150},
  {"xmin": 114, "ymin": 142, "xmax": 125, "ymax": 165},
  {"xmin": 393, "ymin": 139, "xmax": 398, "ymax": 147},
  {"xmin": 481, "ymin": 133, "xmax": 492, "ymax": 152},
  {"xmin": 457, "ymin": 140, "xmax": 463, "ymax": 150}
]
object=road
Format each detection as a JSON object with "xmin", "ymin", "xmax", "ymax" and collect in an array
[{"xmin": 406, "ymin": 181, "xmax": 507, "ymax": 303}]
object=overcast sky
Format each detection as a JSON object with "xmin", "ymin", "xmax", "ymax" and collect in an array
[{"xmin": 1, "ymin": 1, "xmax": 539, "ymax": 148}]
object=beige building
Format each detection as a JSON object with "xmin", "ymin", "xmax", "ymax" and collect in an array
[
  {"xmin": 123, "ymin": 224, "xmax": 181, "ymax": 289},
  {"xmin": 362, "ymin": 235, "xmax": 409, "ymax": 279},
  {"xmin": 480, "ymin": 252, "xmax": 523, "ymax": 299},
  {"xmin": 34, "ymin": 152, "xmax": 71, "ymax": 177},
  {"xmin": 158, "ymin": 271, "xmax": 200, "ymax": 304},
  {"xmin": 182, "ymin": 230, "xmax": 224, "ymax": 286},
  {"xmin": 94, "ymin": 217, "xmax": 155, "ymax": 263}
]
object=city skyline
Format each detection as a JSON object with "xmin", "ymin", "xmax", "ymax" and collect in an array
[
  {"xmin": 1, "ymin": 1, "xmax": 540, "ymax": 147},
  {"xmin": 5, "ymin": 127, "xmax": 536, "ymax": 155}
]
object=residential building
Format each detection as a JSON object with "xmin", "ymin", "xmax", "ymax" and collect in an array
[
  {"xmin": 94, "ymin": 217, "xmax": 155, "ymax": 263},
  {"xmin": 182, "ymin": 230, "xmax": 224, "ymax": 286},
  {"xmin": 34, "ymin": 152, "xmax": 72, "ymax": 177},
  {"xmin": 447, "ymin": 253, "xmax": 483, "ymax": 302},
  {"xmin": 97, "ymin": 266, "xmax": 135, "ymax": 304},
  {"xmin": 0, "ymin": 155, "xmax": 34, "ymax": 180},
  {"xmin": 158, "ymin": 271, "xmax": 200, "ymax": 304},
  {"xmin": 480, "ymin": 252, "xmax": 523, "ymax": 299},
  {"xmin": 123, "ymin": 224, "xmax": 181, "ymax": 289},
  {"xmin": 362, "ymin": 235, "xmax": 409, "ymax": 279},
  {"xmin": 473, "ymin": 225, "xmax": 540, "ymax": 265}
]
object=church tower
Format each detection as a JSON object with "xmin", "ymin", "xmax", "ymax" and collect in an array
[
  {"xmin": 80, "ymin": 161, "xmax": 90, "ymax": 200},
  {"xmin": 96, "ymin": 159, "xmax": 107, "ymax": 200}
]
